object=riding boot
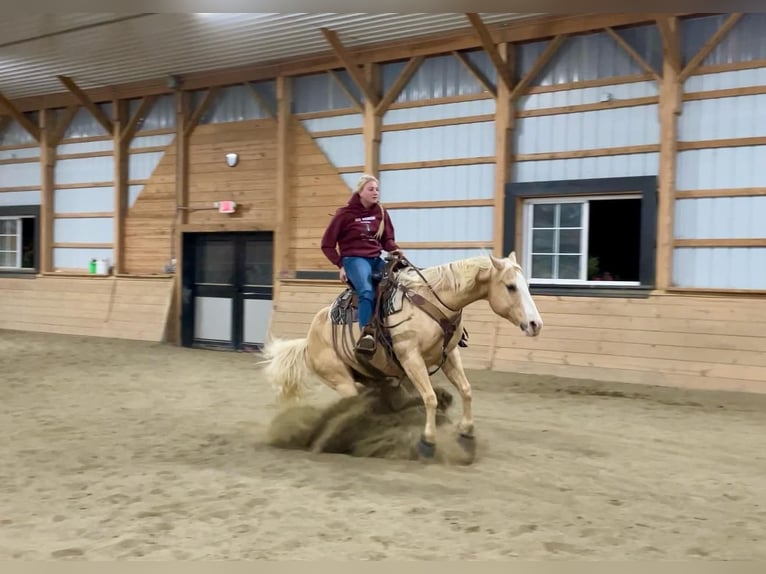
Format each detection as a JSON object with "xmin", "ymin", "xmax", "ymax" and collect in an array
[{"xmin": 356, "ymin": 325, "xmax": 376, "ymax": 354}]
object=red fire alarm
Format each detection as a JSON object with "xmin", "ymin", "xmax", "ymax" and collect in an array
[{"xmin": 217, "ymin": 200, "xmax": 237, "ymax": 214}]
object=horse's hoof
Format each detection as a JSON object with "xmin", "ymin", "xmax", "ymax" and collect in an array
[
  {"xmin": 417, "ymin": 437, "xmax": 436, "ymax": 459},
  {"xmin": 458, "ymin": 433, "xmax": 476, "ymax": 454}
]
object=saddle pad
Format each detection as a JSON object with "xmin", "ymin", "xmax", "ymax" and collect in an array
[{"xmin": 329, "ymin": 282, "xmax": 406, "ymax": 326}]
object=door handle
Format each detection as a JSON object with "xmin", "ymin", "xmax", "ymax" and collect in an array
[{"xmin": 241, "ymin": 292, "xmax": 258, "ymax": 296}]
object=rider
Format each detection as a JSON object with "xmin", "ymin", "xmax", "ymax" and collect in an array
[{"xmin": 320, "ymin": 173, "xmax": 403, "ymax": 354}]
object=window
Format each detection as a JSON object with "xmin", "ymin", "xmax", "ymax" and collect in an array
[
  {"xmin": 504, "ymin": 177, "xmax": 657, "ymax": 293},
  {"xmin": 0, "ymin": 206, "xmax": 39, "ymax": 273}
]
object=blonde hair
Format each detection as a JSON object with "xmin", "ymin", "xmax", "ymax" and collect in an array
[{"xmin": 353, "ymin": 173, "xmax": 386, "ymax": 239}]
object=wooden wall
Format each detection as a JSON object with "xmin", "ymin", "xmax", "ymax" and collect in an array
[
  {"xmin": 0, "ymin": 276, "xmax": 174, "ymax": 341},
  {"xmin": 269, "ymin": 282, "xmax": 766, "ymax": 394}
]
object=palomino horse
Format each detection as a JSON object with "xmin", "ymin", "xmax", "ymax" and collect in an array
[{"xmin": 259, "ymin": 251, "xmax": 543, "ymax": 459}]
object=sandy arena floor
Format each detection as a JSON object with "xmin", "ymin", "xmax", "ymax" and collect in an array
[{"xmin": 1, "ymin": 330, "xmax": 764, "ymax": 560}]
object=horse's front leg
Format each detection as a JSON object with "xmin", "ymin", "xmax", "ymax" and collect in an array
[
  {"xmin": 441, "ymin": 346, "xmax": 474, "ymax": 439},
  {"xmin": 397, "ymin": 353, "xmax": 438, "ymax": 459}
]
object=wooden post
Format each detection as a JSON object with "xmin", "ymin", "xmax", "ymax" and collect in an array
[
  {"xmin": 274, "ymin": 75, "xmax": 291, "ymax": 301},
  {"xmin": 363, "ymin": 63, "xmax": 381, "ymax": 178},
  {"xmin": 38, "ymin": 110, "xmax": 54, "ymax": 273},
  {"xmin": 171, "ymin": 88, "xmax": 189, "ymax": 345},
  {"xmin": 494, "ymin": 42, "xmax": 514, "ymax": 256},
  {"xmin": 112, "ymin": 99, "xmax": 128, "ymax": 275}
]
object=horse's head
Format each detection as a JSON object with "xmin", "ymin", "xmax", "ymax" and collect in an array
[{"xmin": 486, "ymin": 251, "xmax": 543, "ymax": 337}]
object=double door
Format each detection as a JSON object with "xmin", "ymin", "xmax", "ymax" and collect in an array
[{"xmin": 182, "ymin": 231, "xmax": 273, "ymax": 350}]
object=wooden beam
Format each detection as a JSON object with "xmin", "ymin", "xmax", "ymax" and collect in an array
[
  {"xmin": 320, "ymin": 28, "xmax": 380, "ymax": 107},
  {"xmin": 38, "ymin": 110, "xmax": 55, "ymax": 272},
  {"xmin": 375, "ymin": 56, "xmax": 424, "ymax": 115},
  {"xmin": 113, "ymin": 99, "xmax": 129, "ymax": 275},
  {"xmin": 509, "ymin": 35, "xmax": 567, "ymax": 102},
  {"xmin": 0, "ymin": 90, "xmax": 40, "ymax": 141},
  {"xmin": 56, "ymin": 75, "xmax": 114, "ymax": 135},
  {"xmin": 604, "ymin": 27, "xmax": 661, "ymax": 81},
  {"xmin": 675, "ymin": 238, "xmax": 766, "ymax": 248},
  {"xmin": 452, "ymin": 50, "xmax": 497, "ymax": 98},
  {"xmin": 465, "ymin": 13, "xmax": 513, "ymax": 93},
  {"xmin": 679, "ymin": 13, "xmax": 743, "ymax": 83},
  {"xmin": 184, "ymin": 86, "xmax": 220, "ymax": 138},
  {"xmin": 121, "ymin": 95, "xmax": 158, "ymax": 145},
  {"xmin": 274, "ymin": 76, "xmax": 292, "ymax": 294},
  {"xmin": 363, "ymin": 63, "xmax": 381, "ymax": 177},
  {"xmin": 494, "ymin": 42, "xmax": 514, "ymax": 257},
  {"xmin": 245, "ymin": 82, "xmax": 276, "ymax": 118},
  {"xmin": 656, "ymin": 15, "xmax": 681, "ymax": 291},
  {"xmin": 327, "ymin": 70, "xmax": 363, "ymax": 112}
]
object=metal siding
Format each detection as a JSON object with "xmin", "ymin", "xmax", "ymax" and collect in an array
[
  {"xmin": 379, "ymin": 164, "xmax": 494, "ymax": 202},
  {"xmin": 380, "ymin": 121, "xmax": 494, "ymax": 164},
  {"xmin": 402, "ymin": 248, "xmax": 487, "ymax": 269},
  {"xmin": 518, "ymin": 80, "xmax": 658, "ymax": 111},
  {"xmin": 312, "ymin": 135, "xmax": 364, "ymax": 168},
  {"xmin": 130, "ymin": 134, "xmax": 174, "ymax": 149},
  {"xmin": 198, "ymin": 84, "xmax": 270, "ymax": 124},
  {"xmin": 383, "ymin": 99, "xmax": 495, "ymax": 124},
  {"xmin": 0, "ymin": 191, "xmax": 40, "ymax": 206},
  {"xmin": 384, "ymin": 52, "xmax": 490, "ymax": 103},
  {"xmin": 55, "ymin": 187, "xmax": 114, "ymax": 213},
  {"xmin": 682, "ymin": 14, "xmax": 766, "ymax": 68},
  {"xmin": 54, "ymin": 217, "xmax": 113, "ymax": 244},
  {"xmin": 684, "ymin": 67, "xmax": 766, "ymax": 92},
  {"xmin": 292, "ymin": 72, "xmax": 354, "ymax": 114},
  {"xmin": 515, "ymin": 105, "xmax": 659, "ymax": 154},
  {"xmin": 679, "ymin": 95, "xmax": 766, "ymax": 141},
  {"xmin": 62, "ymin": 105, "xmax": 111, "ymax": 139},
  {"xmin": 55, "ymin": 157, "xmax": 114, "ymax": 185},
  {"xmin": 676, "ymin": 147, "xmax": 766, "ymax": 190},
  {"xmin": 0, "ymin": 147, "xmax": 39, "ymax": 161},
  {"xmin": 674, "ymin": 197, "xmax": 766, "ymax": 240},
  {"xmin": 0, "ymin": 162, "xmax": 42, "ymax": 188},
  {"xmin": 129, "ymin": 151, "xmax": 164, "ymax": 181},
  {"xmin": 673, "ymin": 247, "xmax": 766, "ymax": 289},
  {"xmin": 132, "ymin": 94, "xmax": 176, "ymax": 132},
  {"xmin": 128, "ymin": 184, "xmax": 144, "ymax": 208},
  {"xmin": 300, "ymin": 114, "xmax": 363, "ymax": 132},
  {"xmin": 340, "ymin": 173, "xmax": 362, "ymax": 192},
  {"xmin": 0, "ymin": 120, "xmax": 38, "ymax": 146},
  {"xmin": 53, "ymin": 247, "xmax": 113, "ymax": 270},
  {"xmin": 57, "ymin": 140, "xmax": 113, "ymax": 155},
  {"xmin": 513, "ymin": 153, "xmax": 660, "ymax": 183},
  {"xmin": 389, "ymin": 206, "xmax": 493, "ymax": 243}
]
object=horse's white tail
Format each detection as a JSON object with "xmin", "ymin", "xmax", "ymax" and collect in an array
[{"xmin": 258, "ymin": 337, "xmax": 314, "ymax": 403}]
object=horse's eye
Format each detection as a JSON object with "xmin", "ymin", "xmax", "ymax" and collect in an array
[{"xmin": 507, "ymin": 284, "xmax": 517, "ymax": 292}]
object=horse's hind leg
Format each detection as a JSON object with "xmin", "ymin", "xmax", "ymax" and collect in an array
[
  {"xmin": 441, "ymin": 346, "xmax": 474, "ymax": 438},
  {"xmin": 308, "ymin": 347, "xmax": 359, "ymax": 398}
]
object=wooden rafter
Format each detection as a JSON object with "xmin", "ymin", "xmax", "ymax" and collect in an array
[
  {"xmin": 375, "ymin": 56, "xmax": 423, "ymax": 115},
  {"xmin": 57, "ymin": 75, "xmax": 114, "ymax": 135},
  {"xmin": 245, "ymin": 82, "xmax": 276, "ymax": 118},
  {"xmin": 184, "ymin": 86, "xmax": 220, "ymax": 138},
  {"xmin": 465, "ymin": 13, "xmax": 513, "ymax": 93},
  {"xmin": 604, "ymin": 27, "xmax": 661, "ymax": 81},
  {"xmin": 327, "ymin": 70, "xmax": 362, "ymax": 112},
  {"xmin": 679, "ymin": 13, "xmax": 743, "ymax": 83},
  {"xmin": 452, "ymin": 50, "xmax": 497, "ymax": 98},
  {"xmin": 121, "ymin": 94, "xmax": 158, "ymax": 145},
  {"xmin": 0, "ymin": 91, "xmax": 40, "ymax": 141},
  {"xmin": 656, "ymin": 16, "xmax": 681, "ymax": 75},
  {"xmin": 320, "ymin": 28, "xmax": 380, "ymax": 107},
  {"xmin": 509, "ymin": 35, "xmax": 567, "ymax": 102}
]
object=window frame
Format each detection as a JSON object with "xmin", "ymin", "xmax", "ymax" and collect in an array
[
  {"xmin": 0, "ymin": 205, "xmax": 40, "ymax": 276},
  {"xmin": 504, "ymin": 176, "xmax": 657, "ymax": 297}
]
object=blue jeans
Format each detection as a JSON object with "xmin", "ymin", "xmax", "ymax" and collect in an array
[{"xmin": 342, "ymin": 256, "xmax": 386, "ymax": 329}]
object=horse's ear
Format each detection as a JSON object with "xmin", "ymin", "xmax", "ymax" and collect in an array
[
  {"xmin": 507, "ymin": 251, "xmax": 517, "ymax": 264},
  {"xmin": 490, "ymin": 255, "xmax": 504, "ymax": 271}
]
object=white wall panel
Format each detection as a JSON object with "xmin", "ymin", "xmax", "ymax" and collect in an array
[
  {"xmin": 55, "ymin": 157, "xmax": 114, "ymax": 185},
  {"xmin": 380, "ymin": 122, "xmax": 494, "ymax": 164},
  {"xmin": 379, "ymin": 164, "xmax": 494, "ymax": 202},
  {"xmin": 0, "ymin": 147, "xmax": 40, "ymax": 161},
  {"xmin": 198, "ymin": 84, "xmax": 270, "ymax": 124},
  {"xmin": 132, "ymin": 94, "xmax": 175, "ymax": 132},
  {"xmin": 383, "ymin": 99, "xmax": 495, "ymax": 124},
  {"xmin": 0, "ymin": 191, "xmax": 40, "ymax": 206},
  {"xmin": 684, "ymin": 67, "xmax": 766, "ymax": 93},
  {"xmin": 129, "ymin": 151, "xmax": 165, "ymax": 181},
  {"xmin": 313, "ymin": 134, "xmax": 364, "ymax": 168},
  {"xmin": 128, "ymin": 185, "xmax": 144, "ymax": 208},
  {"xmin": 55, "ymin": 187, "xmax": 114, "ymax": 213},
  {"xmin": 57, "ymin": 140, "xmax": 113, "ymax": 155},
  {"xmin": 680, "ymin": 95, "xmax": 766, "ymax": 141},
  {"xmin": 513, "ymin": 153, "xmax": 659, "ymax": 183},
  {"xmin": 402, "ymin": 248, "xmax": 488, "ymax": 270},
  {"xmin": 0, "ymin": 162, "xmax": 42, "ymax": 188},
  {"xmin": 518, "ymin": 80, "xmax": 657, "ymax": 111},
  {"xmin": 301, "ymin": 114, "xmax": 363, "ymax": 132},
  {"xmin": 516, "ymin": 105, "xmax": 659, "ymax": 154},
  {"xmin": 54, "ymin": 218, "xmax": 113, "ymax": 243},
  {"xmin": 674, "ymin": 197, "xmax": 766, "ymax": 240},
  {"xmin": 130, "ymin": 134, "xmax": 174, "ymax": 149},
  {"xmin": 389, "ymin": 206, "xmax": 492, "ymax": 243},
  {"xmin": 0, "ymin": 120, "xmax": 38, "ymax": 146},
  {"xmin": 54, "ymin": 247, "xmax": 113, "ymax": 270},
  {"xmin": 673, "ymin": 247, "xmax": 766, "ymax": 289},
  {"xmin": 63, "ymin": 106, "xmax": 110, "ymax": 139},
  {"xmin": 676, "ymin": 147, "xmax": 766, "ymax": 190}
]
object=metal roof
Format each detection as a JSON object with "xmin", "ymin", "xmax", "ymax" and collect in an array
[{"xmin": 0, "ymin": 13, "xmax": 542, "ymax": 101}]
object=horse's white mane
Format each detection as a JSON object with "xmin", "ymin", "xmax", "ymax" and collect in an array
[{"xmin": 398, "ymin": 255, "xmax": 497, "ymax": 293}]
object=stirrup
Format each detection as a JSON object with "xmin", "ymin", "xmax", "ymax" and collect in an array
[{"xmin": 356, "ymin": 333, "xmax": 376, "ymax": 354}]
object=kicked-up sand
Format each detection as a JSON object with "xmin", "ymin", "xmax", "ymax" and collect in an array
[{"xmin": 0, "ymin": 330, "xmax": 764, "ymax": 560}]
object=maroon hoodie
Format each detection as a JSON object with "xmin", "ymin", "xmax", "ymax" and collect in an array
[{"xmin": 321, "ymin": 193, "xmax": 400, "ymax": 268}]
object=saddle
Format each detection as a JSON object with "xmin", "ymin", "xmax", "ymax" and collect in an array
[{"xmin": 329, "ymin": 254, "xmax": 469, "ymax": 382}]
